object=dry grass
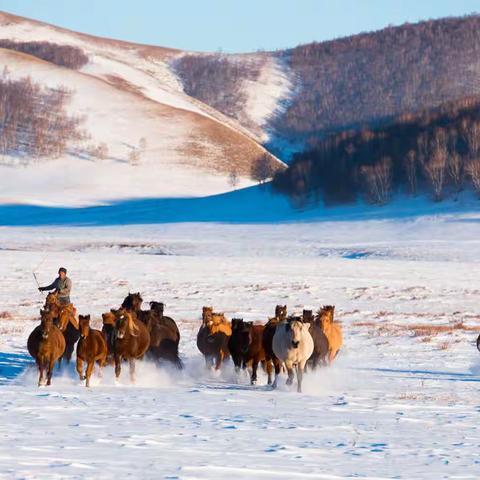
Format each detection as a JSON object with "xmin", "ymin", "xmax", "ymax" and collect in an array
[{"xmin": 0, "ymin": 311, "xmax": 13, "ymax": 320}]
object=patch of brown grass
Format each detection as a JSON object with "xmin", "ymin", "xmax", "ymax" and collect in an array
[{"xmin": 0, "ymin": 311, "xmax": 13, "ymax": 320}]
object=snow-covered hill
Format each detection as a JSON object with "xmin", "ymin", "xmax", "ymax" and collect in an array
[{"xmin": 0, "ymin": 11, "xmax": 286, "ymax": 206}]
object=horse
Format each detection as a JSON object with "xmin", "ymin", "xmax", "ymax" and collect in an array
[
  {"xmin": 318, "ymin": 305, "xmax": 342, "ymax": 364},
  {"xmin": 101, "ymin": 311, "xmax": 116, "ymax": 364},
  {"xmin": 149, "ymin": 301, "xmax": 180, "ymax": 343},
  {"xmin": 477, "ymin": 334, "xmax": 480, "ymax": 352},
  {"xmin": 262, "ymin": 305, "xmax": 288, "ymax": 384},
  {"xmin": 76, "ymin": 315, "xmax": 108, "ymax": 387},
  {"xmin": 27, "ymin": 309, "xmax": 66, "ymax": 386},
  {"xmin": 228, "ymin": 319, "xmax": 268, "ymax": 385},
  {"xmin": 303, "ymin": 309, "xmax": 329, "ymax": 369},
  {"xmin": 197, "ymin": 308, "xmax": 231, "ymax": 370},
  {"xmin": 44, "ymin": 292, "xmax": 79, "ymax": 366},
  {"xmin": 272, "ymin": 317, "xmax": 314, "ymax": 392},
  {"xmin": 144, "ymin": 302, "xmax": 182, "ymax": 369},
  {"xmin": 113, "ymin": 308, "xmax": 150, "ymax": 382}
]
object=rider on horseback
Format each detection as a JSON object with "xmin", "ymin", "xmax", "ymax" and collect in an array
[{"xmin": 38, "ymin": 267, "xmax": 72, "ymax": 306}]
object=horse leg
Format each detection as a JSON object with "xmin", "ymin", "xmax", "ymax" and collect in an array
[
  {"xmin": 266, "ymin": 358, "xmax": 273, "ymax": 385},
  {"xmin": 129, "ymin": 358, "xmax": 136, "ymax": 383},
  {"xmin": 85, "ymin": 360, "xmax": 95, "ymax": 388},
  {"xmin": 251, "ymin": 360, "xmax": 259, "ymax": 385},
  {"xmin": 215, "ymin": 351, "xmax": 224, "ymax": 371},
  {"xmin": 46, "ymin": 358, "xmax": 55, "ymax": 386},
  {"xmin": 296, "ymin": 363, "xmax": 304, "ymax": 393},
  {"xmin": 272, "ymin": 359, "xmax": 281, "ymax": 389},
  {"xmin": 286, "ymin": 361, "xmax": 294, "ymax": 386},
  {"xmin": 114, "ymin": 354, "xmax": 122, "ymax": 378},
  {"xmin": 328, "ymin": 350, "xmax": 336, "ymax": 365},
  {"xmin": 76, "ymin": 357, "xmax": 85, "ymax": 380},
  {"xmin": 37, "ymin": 359, "xmax": 44, "ymax": 387}
]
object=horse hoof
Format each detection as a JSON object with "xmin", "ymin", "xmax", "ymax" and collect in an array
[{"xmin": 251, "ymin": 380, "xmax": 257, "ymax": 385}]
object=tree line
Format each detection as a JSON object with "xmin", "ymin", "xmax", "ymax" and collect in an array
[
  {"xmin": 0, "ymin": 40, "xmax": 88, "ymax": 69},
  {"xmin": 272, "ymin": 96, "xmax": 480, "ymax": 205}
]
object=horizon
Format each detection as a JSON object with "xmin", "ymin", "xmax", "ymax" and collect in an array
[{"xmin": 0, "ymin": 0, "xmax": 479, "ymax": 52}]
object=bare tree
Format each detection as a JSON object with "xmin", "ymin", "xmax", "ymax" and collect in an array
[
  {"xmin": 360, "ymin": 157, "xmax": 392, "ymax": 204},
  {"xmin": 128, "ymin": 148, "xmax": 140, "ymax": 166},
  {"xmin": 423, "ymin": 148, "xmax": 447, "ymax": 201},
  {"xmin": 403, "ymin": 149, "xmax": 417, "ymax": 196},
  {"xmin": 251, "ymin": 154, "xmax": 274, "ymax": 185},
  {"xmin": 90, "ymin": 142, "xmax": 108, "ymax": 161},
  {"xmin": 229, "ymin": 168, "xmax": 239, "ymax": 189},
  {"xmin": 465, "ymin": 120, "xmax": 480, "ymax": 159},
  {"xmin": 466, "ymin": 159, "xmax": 480, "ymax": 196},
  {"xmin": 448, "ymin": 152, "xmax": 463, "ymax": 196}
]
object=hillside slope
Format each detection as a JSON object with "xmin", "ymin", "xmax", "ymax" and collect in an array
[{"xmin": 0, "ymin": 11, "xmax": 284, "ymax": 206}]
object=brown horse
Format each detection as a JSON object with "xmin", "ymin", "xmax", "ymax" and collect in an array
[
  {"xmin": 101, "ymin": 311, "xmax": 116, "ymax": 364},
  {"xmin": 197, "ymin": 308, "xmax": 231, "ymax": 370},
  {"xmin": 27, "ymin": 310, "xmax": 66, "ymax": 386},
  {"xmin": 144, "ymin": 301, "xmax": 182, "ymax": 369},
  {"xmin": 229, "ymin": 319, "xmax": 268, "ymax": 385},
  {"xmin": 303, "ymin": 309, "xmax": 329, "ymax": 370},
  {"xmin": 44, "ymin": 292, "xmax": 79, "ymax": 365},
  {"xmin": 113, "ymin": 308, "xmax": 150, "ymax": 382},
  {"xmin": 76, "ymin": 315, "xmax": 108, "ymax": 387},
  {"xmin": 262, "ymin": 305, "xmax": 287, "ymax": 384},
  {"xmin": 318, "ymin": 305, "xmax": 342, "ymax": 364}
]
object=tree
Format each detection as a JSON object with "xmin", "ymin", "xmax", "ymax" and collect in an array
[
  {"xmin": 128, "ymin": 148, "xmax": 140, "ymax": 166},
  {"xmin": 251, "ymin": 154, "xmax": 274, "ymax": 185},
  {"xmin": 423, "ymin": 148, "xmax": 446, "ymax": 201},
  {"xmin": 90, "ymin": 142, "xmax": 108, "ymax": 161},
  {"xmin": 360, "ymin": 157, "xmax": 392, "ymax": 205},
  {"xmin": 403, "ymin": 149, "xmax": 417, "ymax": 196},
  {"xmin": 229, "ymin": 168, "xmax": 239, "ymax": 189},
  {"xmin": 447, "ymin": 152, "xmax": 463, "ymax": 196},
  {"xmin": 466, "ymin": 159, "xmax": 480, "ymax": 197}
]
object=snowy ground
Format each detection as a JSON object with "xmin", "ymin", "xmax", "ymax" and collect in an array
[{"xmin": 1, "ymin": 219, "xmax": 480, "ymax": 478}]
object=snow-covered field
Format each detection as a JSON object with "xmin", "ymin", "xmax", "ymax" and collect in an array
[{"xmin": 1, "ymin": 219, "xmax": 480, "ymax": 479}]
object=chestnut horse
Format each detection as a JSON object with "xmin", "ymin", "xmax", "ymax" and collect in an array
[
  {"xmin": 44, "ymin": 292, "xmax": 79, "ymax": 365},
  {"xmin": 113, "ymin": 308, "xmax": 150, "ymax": 382},
  {"xmin": 229, "ymin": 319, "xmax": 268, "ymax": 384},
  {"xmin": 262, "ymin": 305, "xmax": 287, "ymax": 384},
  {"xmin": 318, "ymin": 306, "xmax": 342, "ymax": 364},
  {"xmin": 303, "ymin": 309, "xmax": 329, "ymax": 369},
  {"xmin": 76, "ymin": 315, "xmax": 108, "ymax": 387},
  {"xmin": 27, "ymin": 310, "xmax": 65, "ymax": 386},
  {"xmin": 197, "ymin": 307, "xmax": 231, "ymax": 370}
]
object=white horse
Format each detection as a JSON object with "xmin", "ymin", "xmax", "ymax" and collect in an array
[{"xmin": 272, "ymin": 319, "xmax": 314, "ymax": 392}]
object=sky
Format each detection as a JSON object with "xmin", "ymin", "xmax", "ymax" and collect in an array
[{"xmin": 0, "ymin": 0, "xmax": 479, "ymax": 53}]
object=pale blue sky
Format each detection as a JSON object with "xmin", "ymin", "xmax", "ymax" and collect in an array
[{"xmin": 0, "ymin": 0, "xmax": 479, "ymax": 52}]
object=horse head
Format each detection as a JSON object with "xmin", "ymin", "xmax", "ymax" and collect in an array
[
  {"xmin": 317, "ymin": 305, "xmax": 335, "ymax": 330},
  {"xmin": 122, "ymin": 292, "xmax": 143, "ymax": 311},
  {"xmin": 275, "ymin": 305, "xmax": 287, "ymax": 321},
  {"xmin": 115, "ymin": 308, "xmax": 139, "ymax": 339},
  {"xmin": 78, "ymin": 314, "xmax": 91, "ymax": 338},
  {"xmin": 202, "ymin": 306, "xmax": 213, "ymax": 324},
  {"xmin": 40, "ymin": 309, "xmax": 55, "ymax": 339}
]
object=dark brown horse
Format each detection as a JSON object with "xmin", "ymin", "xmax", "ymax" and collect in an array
[
  {"xmin": 44, "ymin": 292, "xmax": 79, "ymax": 366},
  {"xmin": 144, "ymin": 302, "xmax": 182, "ymax": 369},
  {"xmin": 197, "ymin": 307, "xmax": 231, "ymax": 370},
  {"xmin": 27, "ymin": 310, "xmax": 66, "ymax": 386},
  {"xmin": 101, "ymin": 311, "xmax": 116, "ymax": 364},
  {"xmin": 113, "ymin": 308, "xmax": 150, "ymax": 382},
  {"xmin": 229, "ymin": 319, "xmax": 268, "ymax": 384},
  {"xmin": 303, "ymin": 309, "xmax": 329, "ymax": 369},
  {"xmin": 76, "ymin": 315, "xmax": 108, "ymax": 387},
  {"xmin": 262, "ymin": 305, "xmax": 287, "ymax": 384}
]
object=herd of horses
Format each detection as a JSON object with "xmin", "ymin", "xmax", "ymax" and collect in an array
[{"xmin": 27, "ymin": 292, "xmax": 343, "ymax": 392}]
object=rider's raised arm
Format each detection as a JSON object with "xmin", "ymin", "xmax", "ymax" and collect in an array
[{"xmin": 39, "ymin": 279, "xmax": 58, "ymax": 292}]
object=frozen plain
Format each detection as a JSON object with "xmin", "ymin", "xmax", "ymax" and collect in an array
[{"xmin": 0, "ymin": 217, "xmax": 480, "ymax": 479}]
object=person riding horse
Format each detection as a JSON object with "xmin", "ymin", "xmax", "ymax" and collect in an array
[{"xmin": 38, "ymin": 267, "xmax": 72, "ymax": 306}]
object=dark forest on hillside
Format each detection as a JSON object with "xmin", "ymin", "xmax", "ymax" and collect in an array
[
  {"xmin": 0, "ymin": 40, "xmax": 88, "ymax": 69},
  {"xmin": 273, "ymin": 97, "xmax": 480, "ymax": 205}
]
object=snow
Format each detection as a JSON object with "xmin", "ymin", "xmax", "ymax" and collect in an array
[
  {"xmin": 242, "ymin": 56, "xmax": 293, "ymax": 141},
  {"xmin": 0, "ymin": 15, "xmax": 283, "ymax": 205},
  {"xmin": 0, "ymin": 216, "xmax": 480, "ymax": 478}
]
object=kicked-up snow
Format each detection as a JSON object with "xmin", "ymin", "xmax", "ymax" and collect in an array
[{"xmin": 0, "ymin": 219, "xmax": 480, "ymax": 478}]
